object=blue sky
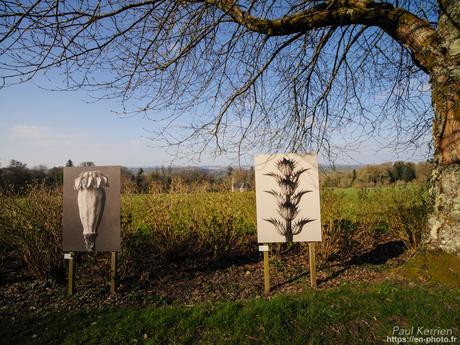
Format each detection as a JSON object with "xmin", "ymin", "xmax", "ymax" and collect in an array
[
  {"xmin": 0, "ymin": 78, "xmax": 431, "ymax": 169},
  {"xmin": 0, "ymin": 2, "xmax": 434, "ymax": 169},
  {"xmin": 0, "ymin": 77, "xmax": 241, "ymax": 168},
  {"xmin": 1, "ymin": 81, "xmax": 156, "ymax": 168}
]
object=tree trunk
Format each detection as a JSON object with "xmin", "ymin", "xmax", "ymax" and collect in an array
[
  {"xmin": 427, "ymin": 164, "xmax": 460, "ymax": 253},
  {"xmin": 427, "ymin": 0, "xmax": 460, "ymax": 253}
]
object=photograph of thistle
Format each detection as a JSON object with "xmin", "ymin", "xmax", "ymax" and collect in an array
[
  {"xmin": 255, "ymin": 154, "xmax": 321, "ymax": 243},
  {"xmin": 63, "ymin": 166, "xmax": 121, "ymax": 252}
]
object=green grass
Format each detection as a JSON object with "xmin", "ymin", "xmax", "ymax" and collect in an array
[
  {"xmin": 326, "ymin": 184, "xmax": 425, "ymax": 214},
  {"xmin": 2, "ymin": 282, "xmax": 458, "ymax": 345}
]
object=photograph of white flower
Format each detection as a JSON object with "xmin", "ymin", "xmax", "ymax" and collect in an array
[
  {"xmin": 74, "ymin": 171, "xmax": 109, "ymax": 251},
  {"xmin": 63, "ymin": 166, "xmax": 120, "ymax": 252}
]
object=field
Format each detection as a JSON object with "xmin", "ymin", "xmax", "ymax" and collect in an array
[
  {"xmin": 121, "ymin": 184, "xmax": 432, "ymax": 263},
  {"xmin": 1, "ymin": 184, "xmax": 459, "ymax": 344}
]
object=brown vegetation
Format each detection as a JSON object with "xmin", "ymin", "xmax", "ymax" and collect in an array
[{"xmin": 0, "ymin": 180, "xmax": 432, "ymax": 284}]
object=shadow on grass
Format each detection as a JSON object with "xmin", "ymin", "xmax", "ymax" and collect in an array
[{"xmin": 272, "ymin": 241, "xmax": 407, "ymax": 290}]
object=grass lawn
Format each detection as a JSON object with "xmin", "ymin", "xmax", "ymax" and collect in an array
[{"xmin": 2, "ymin": 281, "xmax": 458, "ymax": 345}]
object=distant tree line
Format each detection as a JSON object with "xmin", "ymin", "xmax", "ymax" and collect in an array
[
  {"xmin": 320, "ymin": 161, "xmax": 432, "ymax": 188},
  {"xmin": 0, "ymin": 160, "xmax": 64, "ymax": 192},
  {"xmin": 122, "ymin": 166, "xmax": 255, "ymax": 194},
  {"xmin": 0, "ymin": 159, "xmax": 97, "ymax": 192},
  {"xmin": 0, "ymin": 159, "xmax": 431, "ymax": 193},
  {"xmin": 0, "ymin": 159, "xmax": 255, "ymax": 194}
]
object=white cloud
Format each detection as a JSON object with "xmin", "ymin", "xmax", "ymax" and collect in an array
[
  {"xmin": 11, "ymin": 125, "xmax": 49, "ymax": 139},
  {"xmin": 129, "ymin": 137, "xmax": 151, "ymax": 146},
  {"xmin": 9, "ymin": 124, "xmax": 85, "ymax": 146},
  {"xmin": 2, "ymin": 124, "xmax": 168, "ymax": 167}
]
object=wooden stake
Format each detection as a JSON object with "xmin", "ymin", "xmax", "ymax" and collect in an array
[
  {"xmin": 308, "ymin": 242, "xmax": 317, "ymax": 289},
  {"xmin": 263, "ymin": 244, "xmax": 270, "ymax": 295},
  {"xmin": 110, "ymin": 251, "xmax": 118, "ymax": 293},
  {"xmin": 67, "ymin": 252, "xmax": 75, "ymax": 296}
]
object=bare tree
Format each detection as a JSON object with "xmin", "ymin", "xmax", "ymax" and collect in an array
[{"xmin": 1, "ymin": 0, "xmax": 459, "ymax": 253}]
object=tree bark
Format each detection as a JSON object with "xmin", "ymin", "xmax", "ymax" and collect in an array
[{"xmin": 427, "ymin": 0, "xmax": 460, "ymax": 253}]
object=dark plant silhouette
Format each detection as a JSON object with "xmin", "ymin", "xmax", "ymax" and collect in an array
[{"xmin": 264, "ymin": 157, "xmax": 315, "ymax": 242}]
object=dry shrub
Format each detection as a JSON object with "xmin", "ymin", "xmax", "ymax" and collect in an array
[
  {"xmin": 0, "ymin": 181, "xmax": 430, "ymax": 283},
  {"xmin": 384, "ymin": 185, "xmax": 432, "ymax": 250},
  {"xmin": 169, "ymin": 176, "xmax": 189, "ymax": 193},
  {"xmin": 352, "ymin": 188, "xmax": 386, "ymax": 250},
  {"xmin": 190, "ymin": 193, "xmax": 256, "ymax": 257},
  {"xmin": 198, "ymin": 211, "xmax": 253, "ymax": 257},
  {"xmin": 118, "ymin": 195, "xmax": 144, "ymax": 279},
  {"xmin": 315, "ymin": 187, "xmax": 416, "ymax": 266},
  {"xmin": 124, "ymin": 192, "xmax": 256, "ymax": 260},
  {"xmin": 148, "ymin": 180, "xmax": 164, "ymax": 194},
  {"xmin": 315, "ymin": 189, "xmax": 352, "ymax": 266},
  {"xmin": 0, "ymin": 184, "xmax": 63, "ymax": 281},
  {"xmin": 144, "ymin": 193, "xmax": 198, "ymax": 259}
]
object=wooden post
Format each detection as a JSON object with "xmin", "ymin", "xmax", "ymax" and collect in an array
[
  {"xmin": 308, "ymin": 242, "xmax": 317, "ymax": 289},
  {"xmin": 67, "ymin": 252, "xmax": 75, "ymax": 296},
  {"xmin": 263, "ymin": 245, "xmax": 270, "ymax": 295},
  {"xmin": 110, "ymin": 251, "xmax": 118, "ymax": 293}
]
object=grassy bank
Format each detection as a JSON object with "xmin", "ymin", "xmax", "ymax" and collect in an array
[{"xmin": 1, "ymin": 281, "xmax": 458, "ymax": 345}]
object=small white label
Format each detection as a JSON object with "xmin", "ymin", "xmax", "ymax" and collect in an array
[
  {"xmin": 258, "ymin": 245, "xmax": 269, "ymax": 252},
  {"xmin": 64, "ymin": 253, "xmax": 73, "ymax": 260}
]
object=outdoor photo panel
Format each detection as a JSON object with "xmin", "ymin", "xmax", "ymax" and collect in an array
[
  {"xmin": 255, "ymin": 153, "xmax": 321, "ymax": 243},
  {"xmin": 63, "ymin": 166, "xmax": 120, "ymax": 252}
]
